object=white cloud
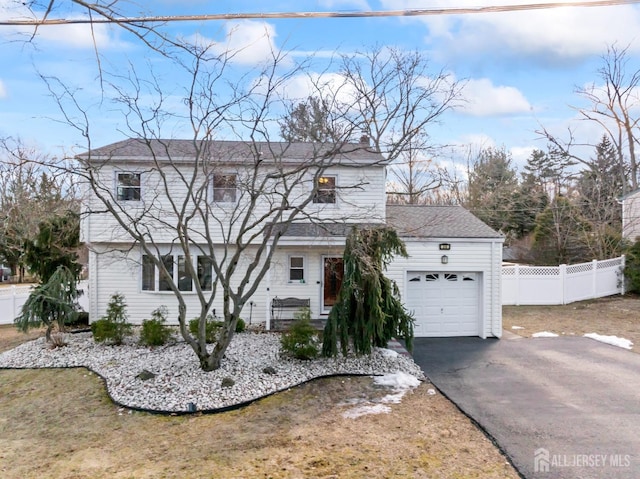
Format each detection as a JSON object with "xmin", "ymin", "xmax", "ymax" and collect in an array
[
  {"xmin": 459, "ymin": 78, "xmax": 531, "ymax": 116},
  {"xmin": 0, "ymin": 1, "xmax": 124, "ymax": 49},
  {"xmin": 194, "ymin": 21, "xmax": 281, "ymax": 66},
  {"xmin": 0, "ymin": 79, "xmax": 6, "ymax": 98},
  {"xmin": 276, "ymin": 72, "xmax": 355, "ymax": 102},
  {"xmin": 36, "ymin": 23, "xmax": 119, "ymax": 50},
  {"xmin": 319, "ymin": 0, "xmax": 371, "ymax": 9},
  {"xmin": 380, "ymin": 0, "xmax": 640, "ymax": 62},
  {"xmin": 510, "ymin": 145, "xmax": 535, "ymax": 168}
]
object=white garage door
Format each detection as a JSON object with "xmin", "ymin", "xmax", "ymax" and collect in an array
[{"xmin": 406, "ymin": 272, "xmax": 480, "ymax": 337}]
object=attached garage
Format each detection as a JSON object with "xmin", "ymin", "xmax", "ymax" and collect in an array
[
  {"xmin": 406, "ymin": 271, "xmax": 481, "ymax": 337},
  {"xmin": 386, "ymin": 205, "xmax": 504, "ymax": 339}
]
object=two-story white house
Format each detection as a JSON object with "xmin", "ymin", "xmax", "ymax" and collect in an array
[{"xmin": 79, "ymin": 138, "xmax": 504, "ymax": 338}]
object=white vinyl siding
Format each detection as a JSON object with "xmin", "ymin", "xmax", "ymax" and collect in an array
[
  {"xmin": 82, "ymin": 163, "xmax": 387, "ymax": 245},
  {"xmin": 385, "ymin": 239, "xmax": 503, "ymax": 339},
  {"xmin": 89, "ymin": 245, "xmax": 267, "ymax": 325}
]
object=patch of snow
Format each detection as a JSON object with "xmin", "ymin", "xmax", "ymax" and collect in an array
[
  {"xmin": 377, "ymin": 348, "xmax": 399, "ymax": 359},
  {"xmin": 532, "ymin": 331, "xmax": 559, "ymax": 338},
  {"xmin": 373, "ymin": 371, "xmax": 421, "ymax": 389},
  {"xmin": 342, "ymin": 371, "xmax": 422, "ymax": 418},
  {"xmin": 511, "ymin": 326, "xmax": 524, "ymax": 330},
  {"xmin": 584, "ymin": 333, "xmax": 633, "ymax": 350},
  {"xmin": 342, "ymin": 403, "xmax": 391, "ymax": 419},
  {"xmin": 379, "ymin": 391, "xmax": 406, "ymax": 404},
  {"xmin": 427, "ymin": 388, "xmax": 436, "ymax": 396}
]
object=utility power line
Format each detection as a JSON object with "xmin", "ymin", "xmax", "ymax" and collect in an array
[{"xmin": 1, "ymin": 0, "xmax": 640, "ymax": 26}]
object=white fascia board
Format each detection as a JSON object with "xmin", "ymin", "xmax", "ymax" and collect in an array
[{"xmin": 399, "ymin": 236, "xmax": 505, "ymax": 244}]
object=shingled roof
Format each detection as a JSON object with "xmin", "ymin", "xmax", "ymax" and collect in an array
[
  {"xmin": 386, "ymin": 205, "xmax": 503, "ymax": 239},
  {"xmin": 277, "ymin": 205, "xmax": 501, "ymax": 239},
  {"xmin": 78, "ymin": 138, "xmax": 387, "ymax": 165}
]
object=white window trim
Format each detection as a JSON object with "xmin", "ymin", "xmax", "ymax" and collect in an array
[
  {"xmin": 141, "ymin": 249, "xmax": 214, "ymax": 294},
  {"xmin": 313, "ymin": 174, "xmax": 339, "ymax": 207},
  {"xmin": 211, "ymin": 173, "xmax": 238, "ymax": 204},
  {"xmin": 114, "ymin": 170, "xmax": 142, "ymax": 202},
  {"xmin": 288, "ymin": 254, "xmax": 307, "ymax": 284}
]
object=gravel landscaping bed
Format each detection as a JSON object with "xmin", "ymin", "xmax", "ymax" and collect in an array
[{"xmin": 0, "ymin": 331, "xmax": 424, "ymax": 413}]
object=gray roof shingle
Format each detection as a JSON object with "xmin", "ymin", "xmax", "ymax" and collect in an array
[
  {"xmin": 386, "ymin": 205, "xmax": 503, "ymax": 239},
  {"xmin": 277, "ymin": 206, "xmax": 501, "ymax": 240},
  {"xmin": 78, "ymin": 138, "xmax": 386, "ymax": 165}
]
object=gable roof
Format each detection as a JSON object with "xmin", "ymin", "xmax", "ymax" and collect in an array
[
  {"xmin": 77, "ymin": 138, "xmax": 387, "ymax": 166},
  {"xmin": 386, "ymin": 205, "xmax": 503, "ymax": 239}
]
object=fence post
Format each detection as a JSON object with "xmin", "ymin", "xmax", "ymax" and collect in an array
[
  {"xmin": 560, "ymin": 264, "xmax": 567, "ymax": 305},
  {"xmin": 621, "ymin": 255, "xmax": 626, "ymax": 296},
  {"xmin": 592, "ymin": 259, "xmax": 598, "ymax": 299},
  {"xmin": 515, "ymin": 264, "xmax": 520, "ymax": 306}
]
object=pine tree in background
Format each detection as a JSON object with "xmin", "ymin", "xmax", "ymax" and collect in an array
[
  {"xmin": 14, "ymin": 265, "xmax": 81, "ymax": 342},
  {"xmin": 322, "ymin": 226, "xmax": 414, "ymax": 357},
  {"xmin": 23, "ymin": 210, "xmax": 81, "ymax": 283}
]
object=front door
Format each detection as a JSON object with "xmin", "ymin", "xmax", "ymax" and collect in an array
[{"xmin": 322, "ymin": 256, "xmax": 344, "ymax": 312}]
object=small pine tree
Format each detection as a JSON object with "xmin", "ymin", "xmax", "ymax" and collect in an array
[
  {"xmin": 322, "ymin": 226, "xmax": 414, "ymax": 357},
  {"xmin": 91, "ymin": 293, "xmax": 132, "ymax": 345},
  {"xmin": 14, "ymin": 265, "xmax": 81, "ymax": 342}
]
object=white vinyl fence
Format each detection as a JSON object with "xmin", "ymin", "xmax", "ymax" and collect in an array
[
  {"xmin": 502, "ymin": 256, "xmax": 625, "ymax": 306},
  {"xmin": 0, "ymin": 280, "xmax": 89, "ymax": 325}
]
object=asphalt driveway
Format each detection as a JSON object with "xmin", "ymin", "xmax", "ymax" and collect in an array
[{"xmin": 412, "ymin": 335, "xmax": 640, "ymax": 479}]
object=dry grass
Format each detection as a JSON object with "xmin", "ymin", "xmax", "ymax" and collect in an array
[
  {"xmin": 503, "ymin": 295, "xmax": 640, "ymax": 350},
  {"xmin": 0, "ymin": 325, "xmax": 518, "ymax": 479}
]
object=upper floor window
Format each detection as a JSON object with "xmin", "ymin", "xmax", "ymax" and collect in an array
[
  {"xmin": 213, "ymin": 174, "xmax": 237, "ymax": 203},
  {"xmin": 313, "ymin": 175, "xmax": 336, "ymax": 204},
  {"xmin": 116, "ymin": 172, "xmax": 141, "ymax": 201}
]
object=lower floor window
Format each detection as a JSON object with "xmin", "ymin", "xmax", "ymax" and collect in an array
[
  {"xmin": 142, "ymin": 253, "xmax": 213, "ymax": 292},
  {"xmin": 289, "ymin": 256, "xmax": 305, "ymax": 282}
]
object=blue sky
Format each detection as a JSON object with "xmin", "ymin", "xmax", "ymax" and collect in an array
[{"xmin": 1, "ymin": 0, "xmax": 640, "ymax": 170}]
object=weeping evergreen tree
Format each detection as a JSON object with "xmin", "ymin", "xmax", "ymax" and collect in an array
[
  {"xmin": 15, "ymin": 265, "xmax": 81, "ymax": 342},
  {"xmin": 322, "ymin": 226, "xmax": 414, "ymax": 357}
]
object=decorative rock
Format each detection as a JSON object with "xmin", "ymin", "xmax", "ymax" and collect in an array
[
  {"xmin": 0, "ymin": 332, "xmax": 425, "ymax": 413},
  {"xmin": 136, "ymin": 369, "xmax": 156, "ymax": 381},
  {"xmin": 221, "ymin": 377, "xmax": 235, "ymax": 388},
  {"xmin": 262, "ymin": 366, "xmax": 277, "ymax": 375}
]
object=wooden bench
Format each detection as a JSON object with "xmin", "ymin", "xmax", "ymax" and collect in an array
[{"xmin": 271, "ymin": 297, "xmax": 310, "ymax": 330}]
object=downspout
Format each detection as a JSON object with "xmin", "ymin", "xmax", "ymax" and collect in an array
[
  {"xmin": 265, "ymin": 244, "xmax": 272, "ymax": 331},
  {"xmin": 490, "ymin": 240, "xmax": 502, "ymax": 339}
]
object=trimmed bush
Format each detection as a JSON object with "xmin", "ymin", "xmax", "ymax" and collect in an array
[
  {"xmin": 91, "ymin": 293, "xmax": 132, "ymax": 345},
  {"xmin": 280, "ymin": 308, "xmax": 319, "ymax": 360},
  {"xmin": 140, "ymin": 306, "xmax": 173, "ymax": 346},
  {"xmin": 235, "ymin": 317, "xmax": 246, "ymax": 333},
  {"xmin": 189, "ymin": 316, "xmax": 223, "ymax": 343}
]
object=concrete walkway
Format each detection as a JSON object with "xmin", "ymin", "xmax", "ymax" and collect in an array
[{"xmin": 412, "ymin": 335, "xmax": 640, "ymax": 479}]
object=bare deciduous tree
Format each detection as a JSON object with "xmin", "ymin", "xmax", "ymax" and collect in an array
[
  {"xmin": 0, "ymin": 138, "xmax": 77, "ymax": 281},
  {"xmin": 32, "ymin": 40, "xmax": 463, "ymax": 371}
]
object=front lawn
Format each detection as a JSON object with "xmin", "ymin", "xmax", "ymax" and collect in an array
[
  {"xmin": 503, "ymin": 295, "xmax": 639, "ymax": 351},
  {"xmin": 0, "ymin": 325, "xmax": 519, "ymax": 479}
]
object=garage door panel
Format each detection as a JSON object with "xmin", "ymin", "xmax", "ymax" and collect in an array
[{"xmin": 407, "ymin": 271, "xmax": 480, "ymax": 338}]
